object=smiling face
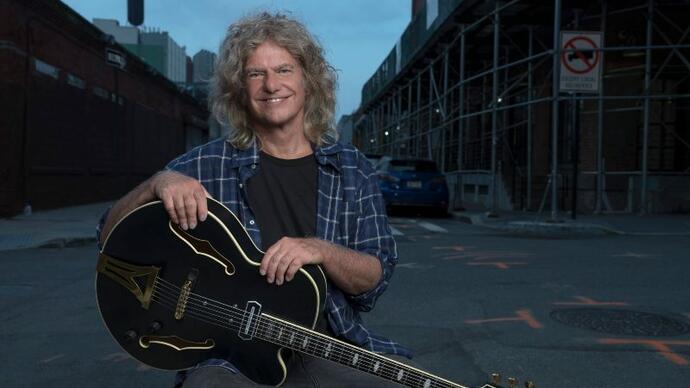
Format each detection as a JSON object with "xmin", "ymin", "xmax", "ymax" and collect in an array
[{"xmin": 244, "ymin": 40, "xmax": 307, "ymax": 132}]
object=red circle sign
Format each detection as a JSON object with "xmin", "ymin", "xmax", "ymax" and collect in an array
[{"xmin": 562, "ymin": 36, "xmax": 599, "ymax": 74}]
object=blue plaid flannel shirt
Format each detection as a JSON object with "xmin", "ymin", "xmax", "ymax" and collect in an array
[{"xmin": 97, "ymin": 136, "xmax": 411, "ymax": 379}]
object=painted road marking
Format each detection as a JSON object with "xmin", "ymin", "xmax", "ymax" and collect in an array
[
  {"xmin": 465, "ymin": 309, "xmax": 544, "ymax": 329},
  {"xmin": 40, "ymin": 354, "xmax": 65, "ymax": 364},
  {"xmin": 466, "ymin": 262, "xmax": 526, "ymax": 270},
  {"xmin": 389, "ymin": 226, "xmax": 404, "ymax": 236},
  {"xmin": 432, "ymin": 245, "xmax": 469, "ymax": 251},
  {"xmin": 612, "ymin": 252, "xmax": 654, "ymax": 258},
  {"xmin": 407, "ymin": 235, "xmax": 439, "ymax": 242},
  {"xmin": 102, "ymin": 352, "xmax": 129, "ymax": 362},
  {"xmin": 598, "ymin": 338, "xmax": 690, "ymax": 365},
  {"xmin": 418, "ymin": 222, "xmax": 448, "ymax": 233},
  {"xmin": 397, "ymin": 262, "xmax": 435, "ymax": 269},
  {"xmin": 553, "ymin": 296, "xmax": 629, "ymax": 306}
]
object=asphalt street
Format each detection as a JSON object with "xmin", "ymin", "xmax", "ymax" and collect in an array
[{"xmin": 1, "ymin": 215, "xmax": 689, "ymax": 388}]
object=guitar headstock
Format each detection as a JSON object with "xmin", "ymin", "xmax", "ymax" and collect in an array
[{"xmin": 476, "ymin": 372, "xmax": 535, "ymax": 388}]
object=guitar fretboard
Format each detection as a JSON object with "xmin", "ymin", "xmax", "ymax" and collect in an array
[{"xmin": 255, "ymin": 314, "xmax": 466, "ymax": 388}]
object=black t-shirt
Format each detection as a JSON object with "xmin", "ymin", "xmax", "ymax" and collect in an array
[
  {"xmin": 246, "ymin": 151, "xmax": 318, "ymax": 251},
  {"xmin": 246, "ymin": 151, "xmax": 331, "ymax": 335}
]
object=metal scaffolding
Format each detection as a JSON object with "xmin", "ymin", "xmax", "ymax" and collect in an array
[{"xmin": 355, "ymin": 0, "xmax": 690, "ymax": 216}]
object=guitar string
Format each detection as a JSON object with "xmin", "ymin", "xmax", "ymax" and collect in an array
[
  {"xmin": 151, "ymin": 280, "xmax": 453, "ymax": 388},
  {"xmin": 150, "ymin": 281, "xmax": 457, "ymax": 388},
  {"xmin": 150, "ymin": 291, "xmax": 435, "ymax": 387},
  {"xmin": 152, "ymin": 292, "xmax": 442, "ymax": 388},
  {"xmin": 151, "ymin": 281, "xmax": 456, "ymax": 388}
]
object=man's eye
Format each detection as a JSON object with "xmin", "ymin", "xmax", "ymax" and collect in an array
[
  {"xmin": 278, "ymin": 68, "xmax": 292, "ymax": 74},
  {"xmin": 248, "ymin": 72, "xmax": 263, "ymax": 79}
]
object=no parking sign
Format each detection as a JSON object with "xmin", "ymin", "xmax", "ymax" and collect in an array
[{"xmin": 559, "ymin": 31, "xmax": 603, "ymax": 93}]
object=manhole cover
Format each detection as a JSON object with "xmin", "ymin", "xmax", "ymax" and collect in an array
[{"xmin": 550, "ymin": 308, "xmax": 690, "ymax": 337}]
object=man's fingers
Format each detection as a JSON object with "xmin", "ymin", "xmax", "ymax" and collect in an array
[
  {"xmin": 184, "ymin": 195, "xmax": 198, "ymax": 229},
  {"xmin": 266, "ymin": 249, "xmax": 289, "ymax": 284},
  {"xmin": 194, "ymin": 189, "xmax": 208, "ymax": 222},
  {"xmin": 162, "ymin": 193, "xmax": 179, "ymax": 225},
  {"xmin": 174, "ymin": 196, "xmax": 188, "ymax": 230},
  {"xmin": 275, "ymin": 256, "xmax": 295, "ymax": 286},
  {"xmin": 260, "ymin": 241, "xmax": 282, "ymax": 276},
  {"xmin": 285, "ymin": 260, "xmax": 302, "ymax": 282}
]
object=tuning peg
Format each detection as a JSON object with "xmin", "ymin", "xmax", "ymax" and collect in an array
[
  {"xmin": 524, "ymin": 381, "xmax": 535, "ymax": 388},
  {"xmin": 490, "ymin": 373, "xmax": 501, "ymax": 384}
]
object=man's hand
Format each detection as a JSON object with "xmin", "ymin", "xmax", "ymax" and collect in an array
[
  {"xmin": 152, "ymin": 171, "xmax": 209, "ymax": 230},
  {"xmin": 260, "ymin": 237, "xmax": 332, "ymax": 285},
  {"xmin": 259, "ymin": 237, "xmax": 382, "ymax": 295}
]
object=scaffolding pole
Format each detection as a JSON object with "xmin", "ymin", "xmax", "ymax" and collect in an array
[
  {"xmin": 596, "ymin": 1, "xmax": 607, "ymax": 214},
  {"xmin": 527, "ymin": 26, "xmax": 534, "ymax": 211},
  {"xmin": 551, "ymin": 0, "xmax": 562, "ymax": 221},
  {"xmin": 641, "ymin": 0, "xmax": 654, "ymax": 214},
  {"xmin": 458, "ymin": 26, "xmax": 466, "ymax": 204},
  {"xmin": 490, "ymin": 1, "xmax": 501, "ymax": 215}
]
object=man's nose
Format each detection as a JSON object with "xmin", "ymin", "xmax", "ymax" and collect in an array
[{"xmin": 262, "ymin": 72, "xmax": 280, "ymax": 93}]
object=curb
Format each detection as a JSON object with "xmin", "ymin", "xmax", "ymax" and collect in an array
[
  {"xmin": 451, "ymin": 211, "xmax": 624, "ymax": 237},
  {"xmin": 38, "ymin": 236, "xmax": 97, "ymax": 249}
]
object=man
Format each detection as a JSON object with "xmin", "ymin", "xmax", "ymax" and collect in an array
[{"xmin": 97, "ymin": 12, "xmax": 412, "ymax": 387}]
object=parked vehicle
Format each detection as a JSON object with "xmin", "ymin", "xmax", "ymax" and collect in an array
[{"xmin": 376, "ymin": 158, "xmax": 449, "ymax": 215}]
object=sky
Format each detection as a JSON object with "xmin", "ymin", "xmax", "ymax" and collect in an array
[{"xmin": 60, "ymin": 0, "xmax": 411, "ymax": 122}]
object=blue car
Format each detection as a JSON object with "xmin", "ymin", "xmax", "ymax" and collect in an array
[{"xmin": 376, "ymin": 158, "xmax": 449, "ymax": 215}]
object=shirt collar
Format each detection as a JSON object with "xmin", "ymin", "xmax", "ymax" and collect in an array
[{"xmin": 226, "ymin": 137, "xmax": 342, "ymax": 172}]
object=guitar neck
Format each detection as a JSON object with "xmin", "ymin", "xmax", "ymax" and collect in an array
[{"xmin": 256, "ymin": 313, "xmax": 466, "ymax": 388}]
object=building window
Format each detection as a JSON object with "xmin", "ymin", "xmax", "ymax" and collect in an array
[
  {"xmin": 66, "ymin": 73, "xmax": 85, "ymax": 89},
  {"xmin": 93, "ymin": 86, "xmax": 109, "ymax": 99},
  {"xmin": 34, "ymin": 58, "xmax": 59, "ymax": 79}
]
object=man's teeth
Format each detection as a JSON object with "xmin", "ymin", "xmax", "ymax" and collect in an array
[{"xmin": 266, "ymin": 97, "xmax": 285, "ymax": 102}]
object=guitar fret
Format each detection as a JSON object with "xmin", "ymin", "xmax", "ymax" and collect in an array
[{"xmin": 256, "ymin": 316, "xmax": 456, "ymax": 388}]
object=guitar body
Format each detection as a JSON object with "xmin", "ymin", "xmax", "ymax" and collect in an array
[{"xmin": 96, "ymin": 199, "xmax": 327, "ymax": 385}]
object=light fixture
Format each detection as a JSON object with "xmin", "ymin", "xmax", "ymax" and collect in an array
[{"xmin": 384, "ymin": 131, "xmax": 389, "ymax": 136}]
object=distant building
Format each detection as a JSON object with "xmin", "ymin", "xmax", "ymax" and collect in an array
[
  {"xmin": 186, "ymin": 55, "xmax": 194, "ymax": 83},
  {"xmin": 193, "ymin": 49, "xmax": 216, "ymax": 83},
  {"xmin": 138, "ymin": 30, "xmax": 186, "ymax": 83},
  {"xmin": 92, "ymin": 18, "xmax": 138, "ymax": 44},
  {"xmin": 92, "ymin": 19, "xmax": 186, "ymax": 83}
]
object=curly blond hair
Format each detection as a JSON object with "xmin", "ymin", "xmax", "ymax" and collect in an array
[{"xmin": 209, "ymin": 12, "xmax": 339, "ymax": 149}]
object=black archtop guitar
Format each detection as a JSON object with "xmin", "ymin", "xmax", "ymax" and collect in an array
[{"xmin": 96, "ymin": 198, "xmax": 531, "ymax": 388}]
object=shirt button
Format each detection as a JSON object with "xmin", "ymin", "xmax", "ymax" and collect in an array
[
  {"xmin": 249, "ymin": 220, "xmax": 255, "ymax": 225},
  {"xmin": 239, "ymin": 183, "xmax": 243, "ymax": 188},
  {"xmin": 251, "ymin": 164, "xmax": 256, "ymax": 169}
]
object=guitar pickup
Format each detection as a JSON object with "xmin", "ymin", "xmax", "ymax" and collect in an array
[{"xmin": 238, "ymin": 301, "xmax": 262, "ymax": 340}]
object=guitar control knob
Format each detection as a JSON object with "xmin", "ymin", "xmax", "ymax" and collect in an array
[
  {"xmin": 507, "ymin": 377, "xmax": 517, "ymax": 387},
  {"xmin": 490, "ymin": 373, "xmax": 501, "ymax": 384},
  {"xmin": 524, "ymin": 381, "xmax": 535, "ymax": 388},
  {"xmin": 123, "ymin": 330, "xmax": 137, "ymax": 343},
  {"xmin": 147, "ymin": 321, "xmax": 163, "ymax": 334}
]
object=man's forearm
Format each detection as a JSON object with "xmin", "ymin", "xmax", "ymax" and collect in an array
[
  {"xmin": 99, "ymin": 178, "xmax": 155, "ymax": 245},
  {"xmin": 320, "ymin": 240, "xmax": 383, "ymax": 296}
]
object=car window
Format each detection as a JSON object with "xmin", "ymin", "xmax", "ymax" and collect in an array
[{"xmin": 389, "ymin": 160, "xmax": 439, "ymax": 172}]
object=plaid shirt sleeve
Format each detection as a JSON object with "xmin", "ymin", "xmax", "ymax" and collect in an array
[{"xmin": 346, "ymin": 165, "xmax": 398, "ymax": 312}]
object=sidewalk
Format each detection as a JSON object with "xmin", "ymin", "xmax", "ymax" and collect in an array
[
  {"xmin": 1, "ymin": 201, "xmax": 688, "ymax": 252},
  {"xmin": 452, "ymin": 209, "xmax": 690, "ymax": 237},
  {"xmin": 0, "ymin": 202, "xmax": 112, "ymax": 251}
]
